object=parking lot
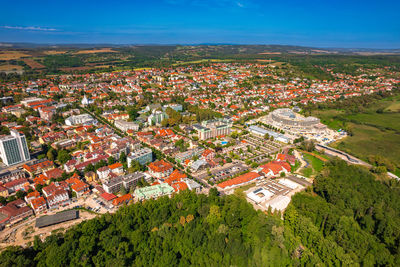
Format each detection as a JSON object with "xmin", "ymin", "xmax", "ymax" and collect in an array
[
  {"xmin": 244, "ymin": 134, "xmax": 283, "ymax": 155},
  {"xmin": 193, "ymin": 161, "xmax": 248, "ymax": 182},
  {"xmin": 84, "ymin": 195, "xmax": 114, "ymax": 213}
]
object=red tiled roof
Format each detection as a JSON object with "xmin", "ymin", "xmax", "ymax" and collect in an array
[
  {"xmin": 112, "ymin": 194, "xmax": 132, "ymax": 206},
  {"xmin": 172, "ymin": 181, "xmax": 188, "ymax": 192},
  {"xmin": 100, "ymin": 192, "xmax": 117, "ymax": 201},
  {"xmin": 45, "ymin": 168, "xmax": 64, "ymax": 179},
  {"xmin": 165, "ymin": 170, "xmax": 186, "ymax": 185},
  {"xmin": 4, "ymin": 178, "xmax": 28, "ymax": 189},
  {"xmin": 148, "ymin": 160, "xmax": 173, "ymax": 173},
  {"xmin": 71, "ymin": 181, "xmax": 89, "ymax": 193},
  {"xmin": 217, "ymin": 172, "xmax": 260, "ymax": 189},
  {"xmin": 23, "ymin": 160, "xmax": 54, "ymax": 173},
  {"xmin": 260, "ymin": 161, "xmax": 291, "ymax": 175},
  {"xmin": 31, "ymin": 197, "xmax": 46, "ymax": 210},
  {"xmin": 108, "ymin": 162, "xmax": 123, "ymax": 170}
]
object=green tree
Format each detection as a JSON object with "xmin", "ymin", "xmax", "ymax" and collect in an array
[
  {"xmin": 57, "ymin": 150, "xmax": 71, "ymax": 164},
  {"xmin": 47, "ymin": 148, "xmax": 57, "ymax": 161},
  {"xmin": 108, "ymin": 156, "xmax": 115, "ymax": 165}
]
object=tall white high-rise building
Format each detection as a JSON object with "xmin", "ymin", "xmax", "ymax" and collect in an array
[{"xmin": 0, "ymin": 130, "xmax": 30, "ymax": 166}]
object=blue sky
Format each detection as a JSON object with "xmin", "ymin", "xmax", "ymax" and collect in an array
[{"xmin": 0, "ymin": 0, "xmax": 399, "ymax": 48}]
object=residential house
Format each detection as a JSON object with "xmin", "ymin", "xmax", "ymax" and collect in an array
[
  {"xmin": 260, "ymin": 161, "xmax": 291, "ymax": 177},
  {"xmin": 46, "ymin": 189, "xmax": 70, "ymax": 209},
  {"xmin": 0, "ymin": 199, "xmax": 33, "ymax": 226},
  {"xmin": 148, "ymin": 160, "xmax": 173, "ymax": 179},
  {"xmin": 30, "ymin": 197, "xmax": 47, "ymax": 214},
  {"xmin": 3, "ymin": 178, "xmax": 28, "ymax": 193}
]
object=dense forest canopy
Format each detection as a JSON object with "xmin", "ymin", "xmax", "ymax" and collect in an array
[{"xmin": 1, "ymin": 160, "xmax": 400, "ymax": 266}]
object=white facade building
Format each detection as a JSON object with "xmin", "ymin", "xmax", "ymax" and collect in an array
[
  {"xmin": 65, "ymin": 114, "xmax": 97, "ymax": 126},
  {"xmin": 0, "ymin": 130, "xmax": 30, "ymax": 166}
]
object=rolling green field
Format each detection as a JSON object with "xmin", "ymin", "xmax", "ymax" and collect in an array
[
  {"xmin": 312, "ymin": 94, "xmax": 400, "ymax": 168},
  {"xmin": 334, "ymin": 124, "xmax": 400, "ymax": 166}
]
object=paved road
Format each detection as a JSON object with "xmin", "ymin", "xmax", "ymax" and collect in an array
[{"xmin": 316, "ymin": 143, "xmax": 399, "ymax": 180}]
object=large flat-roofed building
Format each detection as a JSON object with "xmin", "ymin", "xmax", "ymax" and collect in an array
[
  {"xmin": 35, "ymin": 210, "xmax": 79, "ymax": 228},
  {"xmin": 271, "ymin": 108, "xmax": 320, "ymax": 127},
  {"xmin": 127, "ymin": 147, "xmax": 153, "ymax": 166},
  {"xmin": 163, "ymin": 103, "xmax": 183, "ymax": 112},
  {"xmin": 102, "ymin": 172, "xmax": 145, "ymax": 194},
  {"xmin": 265, "ymin": 108, "xmax": 326, "ymax": 135},
  {"xmin": 65, "ymin": 114, "xmax": 97, "ymax": 126},
  {"xmin": 0, "ymin": 130, "xmax": 30, "ymax": 166},
  {"xmin": 115, "ymin": 120, "xmax": 140, "ymax": 132},
  {"xmin": 248, "ymin": 125, "xmax": 289, "ymax": 143},
  {"xmin": 0, "ymin": 169, "xmax": 25, "ymax": 184},
  {"xmin": 134, "ymin": 183, "xmax": 175, "ymax": 201},
  {"xmin": 194, "ymin": 119, "xmax": 232, "ymax": 140},
  {"xmin": 147, "ymin": 110, "xmax": 168, "ymax": 126},
  {"xmin": 175, "ymin": 147, "xmax": 204, "ymax": 163}
]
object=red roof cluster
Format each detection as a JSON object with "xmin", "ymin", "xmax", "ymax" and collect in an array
[{"xmin": 148, "ymin": 160, "xmax": 173, "ymax": 173}]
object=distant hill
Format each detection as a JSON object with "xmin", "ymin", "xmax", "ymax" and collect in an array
[
  {"xmin": 1, "ymin": 43, "xmax": 399, "ymax": 54},
  {"xmin": 0, "ymin": 43, "xmax": 399, "ymax": 76}
]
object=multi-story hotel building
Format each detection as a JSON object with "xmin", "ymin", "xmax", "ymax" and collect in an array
[{"xmin": 0, "ymin": 130, "xmax": 30, "ymax": 166}]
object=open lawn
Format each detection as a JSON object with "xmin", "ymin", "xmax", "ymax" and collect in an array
[
  {"xmin": 333, "ymin": 123, "xmax": 400, "ymax": 166},
  {"xmin": 304, "ymin": 154, "xmax": 325, "ymax": 172},
  {"xmin": 385, "ymin": 102, "xmax": 400, "ymax": 112},
  {"xmin": 300, "ymin": 153, "xmax": 325, "ymax": 177},
  {"xmin": 311, "ymin": 109, "xmax": 346, "ymax": 130},
  {"xmin": 346, "ymin": 112, "xmax": 400, "ymax": 131},
  {"xmin": 301, "ymin": 167, "xmax": 313, "ymax": 177}
]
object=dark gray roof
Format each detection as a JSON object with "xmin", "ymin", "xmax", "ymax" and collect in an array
[{"xmin": 35, "ymin": 210, "xmax": 79, "ymax": 228}]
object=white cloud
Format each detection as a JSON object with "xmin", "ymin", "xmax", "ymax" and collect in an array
[
  {"xmin": 1, "ymin": 26, "xmax": 57, "ymax": 31},
  {"xmin": 236, "ymin": 2, "xmax": 244, "ymax": 8}
]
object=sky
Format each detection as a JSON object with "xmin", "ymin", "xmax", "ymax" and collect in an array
[{"xmin": 0, "ymin": 0, "xmax": 399, "ymax": 48}]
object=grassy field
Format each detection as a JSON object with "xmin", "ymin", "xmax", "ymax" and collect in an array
[
  {"xmin": 312, "ymin": 94, "xmax": 400, "ymax": 167},
  {"xmin": 333, "ymin": 124, "xmax": 400, "ymax": 165},
  {"xmin": 301, "ymin": 153, "xmax": 325, "ymax": 177},
  {"xmin": 310, "ymin": 109, "xmax": 346, "ymax": 130},
  {"xmin": 346, "ymin": 112, "xmax": 400, "ymax": 131}
]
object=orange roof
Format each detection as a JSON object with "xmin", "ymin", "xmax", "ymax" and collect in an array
[
  {"xmin": 65, "ymin": 177, "xmax": 81, "ymax": 185},
  {"xmin": 23, "ymin": 160, "xmax": 53, "ymax": 173},
  {"xmin": 165, "ymin": 170, "xmax": 186, "ymax": 185},
  {"xmin": 260, "ymin": 161, "xmax": 291, "ymax": 175},
  {"xmin": 33, "ymin": 174, "xmax": 49, "ymax": 185},
  {"xmin": 45, "ymin": 168, "xmax": 64, "ymax": 179},
  {"xmin": 112, "ymin": 194, "xmax": 132, "ymax": 206},
  {"xmin": 217, "ymin": 172, "xmax": 260, "ymax": 189},
  {"xmin": 31, "ymin": 197, "xmax": 46, "ymax": 209},
  {"xmin": 26, "ymin": 190, "xmax": 40, "ymax": 199},
  {"xmin": 148, "ymin": 160, "xmax": 173, "ymax": 173},
  {"xmin": 172, "ymin": 181, "xmax": 188, "ymax": 192},
  {"xmin": 71, "ymin": 181, "xmax": 89, "ymax": 193},
  {"xmin": 108, "ymin": 162, "xmax": 123, "ymax": 170}
]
